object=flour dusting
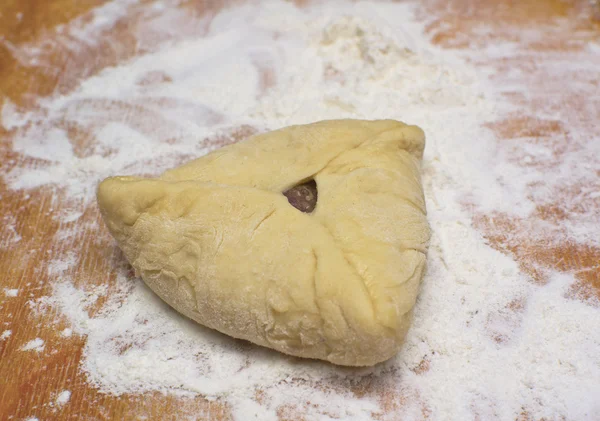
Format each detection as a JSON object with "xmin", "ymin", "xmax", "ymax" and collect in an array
[
  {"xmin": 2, "ymin": 0, "xmax": 599, "ymax": 420},
  {"xmin": 20, "ymin": 338, "xmax": 46, "ymax": 352},
  {"xmin": 55, "ymin": 390, "xmax": 71, "ymax": 406}
]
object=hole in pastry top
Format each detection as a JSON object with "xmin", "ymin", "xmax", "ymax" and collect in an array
[{"xmin": 283, "ymin": 179, "xmax": 318, "ymax": 213}]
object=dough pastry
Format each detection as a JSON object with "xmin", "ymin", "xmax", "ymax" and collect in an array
[{"xmin": 97, "ymin": 119, "xmax": 430, "ymax": 366}]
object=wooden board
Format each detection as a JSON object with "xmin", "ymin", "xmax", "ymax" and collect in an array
[{"xmin": 1, "ymin": 0, "xmax": 599, "ymax": 419}]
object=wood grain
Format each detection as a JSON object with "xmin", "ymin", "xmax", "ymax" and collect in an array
[{"xmin": 1, "ymin": 0, "xmax": 599, "ymax": 420}]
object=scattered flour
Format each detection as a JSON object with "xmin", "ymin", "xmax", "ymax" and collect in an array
[
  {"xmin": 0, "ymin": 215, "xmax": 22, "ymax": 247},
  {"xmin": 2, "ymin": 0, "xmax": 598, "ymax": 420},
  {"xmin": 21, "ymin": 338, "xmax": 45, "ymax": 352},
  {"xmin": 4, "ymin": 288, "xmax": 19, "ymax": 297},
  {"xmin": 56, "ymin": 390, "xmax": 71, "ymax": 406},
  {"xmin": 0, "ymin": 330, "xmax": 12, "ymax": 340}
]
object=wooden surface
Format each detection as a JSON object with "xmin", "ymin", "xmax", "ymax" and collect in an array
[{"xmin": 1, "ymin": 0, "xmax": 599, "ymax": 420}]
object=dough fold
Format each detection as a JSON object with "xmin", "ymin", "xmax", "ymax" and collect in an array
[{"xmin": 97, "ymin": 119, "xmax": 430, "ymax": 366}]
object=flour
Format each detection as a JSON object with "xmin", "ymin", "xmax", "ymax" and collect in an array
[
  {"xmin": 2, "ymin": 0, "xmax": 599, "ymax": 420},
  {"xmin": 55, "ymin": 390, "xmax": 71, "ymax": 406},
  {"xmin": 20, "ymin": 338, "xmax": 45, "ymax": 352},
  {"xmin": 0, "ymin": 215, "xmax": 21, "ymax": 247}
]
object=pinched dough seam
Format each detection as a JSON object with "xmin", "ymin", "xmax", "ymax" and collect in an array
[
  {"xmin": 317, "ymin": 217, "xmax": 427, "ymax": 328},
  {"xmin": 299, "ymin": 125, "xmax": 420, "ymax": 189},
  {"xmin": 314, "ymin": 221, "xmax": 380, "ymax": 332},
  {"xmin": 250, "ymin": 208, "xmax": 277, "ymax": 240},
  {"xmin": 309, "ymin": 247, "xmax": 332, "ymax": 357}
]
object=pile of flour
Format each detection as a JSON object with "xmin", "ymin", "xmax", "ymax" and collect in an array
[{"xmin": 2, "ymin": 0, "xmax": 599, "ymax": 420}]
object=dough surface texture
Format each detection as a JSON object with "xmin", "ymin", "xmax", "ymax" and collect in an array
[{"xmin": 97, "ymin": 119, "xmax": 430, "ymax": 366}]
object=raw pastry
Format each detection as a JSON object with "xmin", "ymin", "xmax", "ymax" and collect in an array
[{"xmin": 97, "ymin": 119, "xmax": 430, "ymax": 366}]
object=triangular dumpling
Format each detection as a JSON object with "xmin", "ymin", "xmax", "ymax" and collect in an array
[{"xmin": 97, "ymin": 119, "xmax": 430, "ymax": 366}]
